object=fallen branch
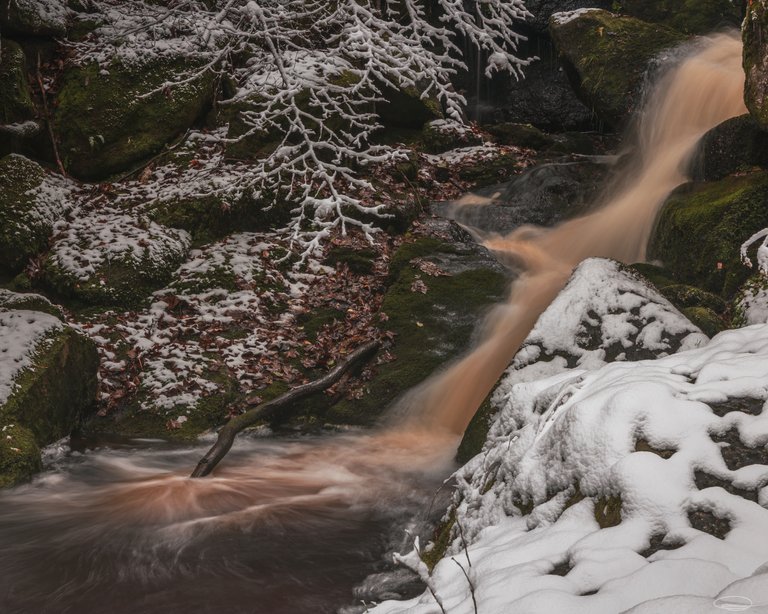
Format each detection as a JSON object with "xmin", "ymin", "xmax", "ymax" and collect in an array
[
  {"xmin": 190, "ymin": 340, "xmax": 381, "ymax": 477},
  {"xmin": 36, "ymin": 52, "xmax": 66, "ymax": 177}
]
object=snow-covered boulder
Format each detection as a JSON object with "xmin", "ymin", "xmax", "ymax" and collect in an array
[
  {"xmin": 0, "ymin": 289, "xmax": 63, "ymax": 319},
  {"xmin": 549, "ymin": 9, "xmax": 684, "ymax": 128},
  {"xmin": 420, "ymin": 120, "xmax": 483, "ymax": 154},
  {"xmin": 0, "ymin": 0, "xmax": 69, "ymax": 37},
  {"xmin": 0, "ymin": 309, "xmax": 98, "ymax": 487},
  {"xmin": 376, "ymin": 324, "xmax": 768, "ymax": 614},
  {"xmin": 0, "ymin": 154, "xmax": 76, "ymax": 274},
  {"xmin": 42, "ymin": 208, "xmax": 191, "ymax": 307},
  {"xmin": 734, "ymin": 275, "xmax": 768, "ymax": 327}
]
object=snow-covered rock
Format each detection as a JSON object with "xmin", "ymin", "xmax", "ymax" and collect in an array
[{"xmin": 375, "ymin": 323, "xmax": 768, "ymax": 614}]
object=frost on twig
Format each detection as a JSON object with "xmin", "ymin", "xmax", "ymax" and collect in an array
[
  {"xmin": 740, "ymin": 227, "xmax": 768, "ymax": 275},
  {"xmin": 71, "ymin": 0, "xmax": 531, "ymax": 263}
]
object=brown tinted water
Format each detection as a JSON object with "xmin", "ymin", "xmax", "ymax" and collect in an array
[{"xmin": 0, "ymin": 32, "xmax": 747, "ymax": 614}]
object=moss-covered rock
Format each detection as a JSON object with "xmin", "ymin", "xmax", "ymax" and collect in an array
[
  {"xmin": 649, "ymin": 172, "xmax": 768, "ymax": 297},
  {"xmin": 619, "ymin": 0, "xmax": 740, "ymax": 34},
  {"xmin": 698, "ymin": 114, "xmax": 768, "ymax": 182},
  {"xmin": 0, "ymin": 0, "xmax": 69, "ymax": 37},
  {"xmin": 732, "ymin": 274, "xmax": 768, "ymax": 327},
  {"xmin": 0, "ymin": 154, "xmax": 73, "ymax": 274},
  {"xmin": 660, "ymin": 284, "xmax": 727, "ymax": 313},
  {"xmin": 0, "ymin": 289, "xmax": 63, "ymax": 318},
  {"xmin": 0, "ymin": 309, "xmax": 98, "ymax": 486},
  {"xmin": 421, "ymin": 120, "xmax": 482, "ymax": 154},
  {"xmin": 455, "ymin": 393, "xmax": 496, "ymax": 464},
  {"xmin": 744, "ymin": 1, "xmax": 768, "ymax": 131},
  {"xmin": 681, "ymin": 305, "xmax": 725, "ymax": 337},
  {"xmin": 487, "ymin": 122, "xmax": 555, "ymax": 150},
  {"xmin": 55, "ymin": 55, "xmax": 215, "ymax": 179},
  {"xmin": 326, "ymin": 226, "xmax": 509, "ymax": 424},
  {"xmin": 377, "ymin": 84, "xmax": 443, "ymax": 129},
  {"xmin": 550, "ymin": 9, "xmax": 684, "ymax": 129},
  {"xmin": 41, "ymin": 210, "xmax": 191, "ymax": 307},
  {"xmin": 0, "ymin": 40, "xmax": 35, "ymax": 124},
  {"xmin": 0, "ymin": 423, "xmax": 41, "ymax": 488}
]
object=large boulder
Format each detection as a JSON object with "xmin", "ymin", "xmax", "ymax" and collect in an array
[
  {"xmin": 42, "ymin": 208, "xmax": 191, "ymax": 307},
  {"xmin": 0, "ymin": 154, "xmax": 74, "ymax": 274},
  {"xmin": 0, "ymin": 0, "xmax": 69, "ymax": 37},
  {"xmin": 619, "ymin": 0, "xmax": 741, "ymax": 35},
  {"xmin": 326, "ymin": 220, "xmax": 511, "ymax": 424},
  {"xmin": 697, "ymin": 114, "xmax": 768, "ymax": 181},
  {"xmin": 0, "ymin": 40, "xmax": 35, "ymax": 124},
  {"xmin": 0, "ymin": 309, "xmax": 98, "ymax": 487},
  {"xmin": 54, "ymin": 55, "xmax": 215, "ymax": 179},
  {"xmin": 649, "ymin": 171, "xmax": 768, "ymax": 297},
  {"xmin": 744, "ymin": 0, "xmax": 768, "ymax": 131},
  {"xmin": 550, "ymin": 9, "xmax": 684, "ymax": 129}
]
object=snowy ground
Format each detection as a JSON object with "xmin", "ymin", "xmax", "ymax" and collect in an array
[{"xmin": 373, "ymin": 318, "xmax": 768, "ymax": 613}]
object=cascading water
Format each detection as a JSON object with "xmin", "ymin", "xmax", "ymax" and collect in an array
[{"xmin": 0, "ymin": 32, "xmax": 748, "ymax": 614}]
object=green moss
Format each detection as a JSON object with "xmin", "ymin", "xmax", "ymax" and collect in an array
[
  {"xmin": 550, "ymin": 10, "xmax": 684, "ymax": 128},
  {"xmin": 0, "ymin": 424, "xmax": 42, "ymax": 488},
  {"xmin": 487, "ymin": 123, "xmax": 555, "ymax": 150},
  {"xmin": 628, "ymin": 262, "xmax": 677, "ymax": 288},
  {"xmin": 0, "ymin": 154, "xmax": 54, "ymax": 274},
  {"xmin": 661, "ymin": 284, "xmax": 727, "ymax": 313},
  {"xmin": 649, "ymin": 172, "xmax": 768, "ymax": 297},
  {"xmin": 0, "ymin": 290, "xmax": 63, "ymax": 318},
  {"xmin": 0, "ymin": 327, "xmax": 99, "ymax": 446},
  {"xmin": 681, "ymin": 306, "xmax": 724, "ymax": 337},
  {"xmin": 297, "ymin": 306, "xmax": 346, "ymax": 341},
  {"xmin": 326, "ymin": 238, "xmax": 507, "ymax": 424},
  {"xmin": 744, "ymin": 0, "xmax": 768, "ymax": 130},
  {"xmin": 55, "ymin": 56, "xmax": 215, "ymax": 179},
  {"xmin": 619, "ymin": 0, "xmax": 740, "ymax": 35},
  {"xmin": 324, "ymin": 246, "xmax": 376, "ymax": 275},
  {"xmin": 421, "ymin": 122, "xmax": 482, "ymax": 154},
  {"xmin": 732, "ymin": 275, "xmax": 768, "ymax": 328},
  {"xmin": 458, "ymin": 152, "xmax": 519, "ymax": 187},
  {"xmin": 0, "ymin": 40, "xmax": 34, "ymax": 124},
  {"xmin": 377, "ymin": 84, "xmax": 443, "ymax": 129},
  {"xmin": 422, "ymin": 509, "xmax": 456, "ymax": 572}
]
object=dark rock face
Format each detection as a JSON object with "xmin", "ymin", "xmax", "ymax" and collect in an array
[
  {"xmin": 697, "ymin": 114, "xmax": 768, "ymax": 181},
  {"xmin": 433, "ymin": 155, "xmax": 614, "ymax": 235},
  {"xmin": 0, "ymin": 40, "xmax": 35, "ymax": 124},
  {"xmin": 744, "ymin": 1, "xmax": 768, "ymax": 131},
  {"xmin": 549, "ymin": 9, "xmax": 684, "ymax": 129},
  {"xmin": 619, "ymin": 0, "xmax": 741, "ymax": 35}
]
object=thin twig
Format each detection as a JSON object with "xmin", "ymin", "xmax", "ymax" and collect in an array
[
  {"xmin": 452, "ymin": 558, "xmax": 478, "ymax": 614},
  {"xmin": 36, "ymin": 52, "xmax": 66, "ymax": 176}
]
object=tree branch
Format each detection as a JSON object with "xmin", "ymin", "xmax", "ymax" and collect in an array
[{"xmin": 190, "ymin": 339, "xmax": 381, "ymax": 477}]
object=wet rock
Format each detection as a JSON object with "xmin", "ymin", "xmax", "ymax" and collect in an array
[
  {"xmin": 744, "ymin": 1, "xmax": 768, "ymax": 131},
  {"xmin": 41, "ymin": 209, "xmax": 191, "ymax": 307},
  {"xmin": 0, "ymin": 309, "xmax": 98, "ymax": 487},
  {"xmin": 698, "ymin": 115, "xmax": 768, "ymax": 181},
  {"xmin": 649, "ymin": 171, "xmax": 768, "ymax": 297},
  {"xmin": 0, "ymin": 154, "xmax": 74, "ymax": 274},
  {"xmin": 326, "ymin": 219, "xmax": 511, "ymax": 425},
  {"xmin": 0, "ymin": 0, "xmax": 69, "ymax": 37},
  {"xmin": 619, "ymin": 0, "xmax": 740, "ymax": 35},
  {"xmin": 549, "ymin": 9, "xmax": 684, "ymax": 129},
  {"xmin": 55, "ymin": 55, "xmax": 215, "ymax": 179},
  {"xmin": 433, "ymin": 155, "xmax": 613, "ymax": 235}
]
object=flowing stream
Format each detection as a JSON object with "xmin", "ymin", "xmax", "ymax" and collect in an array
[{"xmin": 0, "ymin": 32, "xmax": 748, "ymax": 614}]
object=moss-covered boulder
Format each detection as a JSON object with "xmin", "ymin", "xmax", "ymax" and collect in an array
[
  {"xmin": 649, "ymin": 171, "xmax": 768, "ymax": 297},
  {"xmin": 0, "ymin": 40, "xmax": 35, "ymax": 124},
  {"xmin": 42, "ymin": 209, "xmax": 191, "ymax": 307},
  {"xmin": 0, "ymin": 309, "xmax": 98, "ymax": 486},
  {"xmin": 54, "ymin": 55, "xmax": 215, "ymax": 179},
  {"xmin": 326, "ymin": 222, "xmax": 510, "ymax": 424},
  {"xmin": 744, "ymin": 0, "xmax": 768, "ymax": 131},
  {"xmin": 377, "ymin": 84, "xmax": 443, "ymax": 129},
  {"xmin": 421, "ymin": 119, "xmax": 482, "ymax": 154},
  {"xmin": 0, "ymin": 154, "xmax": 74, "ymax": 274},
  {"xmin": 698, "ymin": 115, "xmax": 768, "ymax": 181},
  {"xmin": 619, "ymin": 0, "xmax": 740, "ymax": 35},
  {"xmin": 0, "ymin": 0, "xmax": 69, "ymax": 37},
  {"xmin": 681, "ymin": 305, "xmax": 724, "ymax": 337},
  {"xmin": 550, "ymin": 9, "xmax": 684, "ymax": 128},
  {"xmin": 0, "ymin": 289, "xmax": 63, "ymax": 318}
]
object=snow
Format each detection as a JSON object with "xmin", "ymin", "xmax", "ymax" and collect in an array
[
  {"xmin": 551, "ymin": 8, "xmax": 603, "ymax": 26},
  {"xmin": 0, "ymin": 310, "xmax": 63, "ymax": 407},
  {"xmin": 736, "ymin": 278, "xmax": 768, "ymax": 326},
  {"xmin": 373, "ymin": 320, "xmax": 768, "ymax": 613}
]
